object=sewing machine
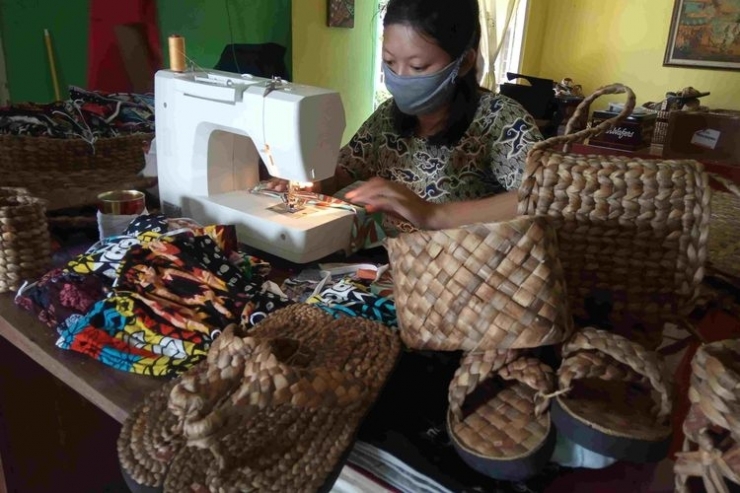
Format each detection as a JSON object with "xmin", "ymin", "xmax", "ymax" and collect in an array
[{"xmin": 154, "ymin": 69, "xmax": 356, "ymax": 264}]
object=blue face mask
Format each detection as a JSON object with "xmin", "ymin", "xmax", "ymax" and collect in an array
[{"xmin": 383, "ymin": 57, "xmax": 463, "ymax": 116}]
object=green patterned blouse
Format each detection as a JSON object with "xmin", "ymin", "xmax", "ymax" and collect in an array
[{"xmin": 338, "ymin": 92, "xmax": 543, "ymax": 233}]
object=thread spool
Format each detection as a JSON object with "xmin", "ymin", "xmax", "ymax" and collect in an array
[{"xmin": 168, "ymin": 34, "xmax": 186, "ymax": 72}]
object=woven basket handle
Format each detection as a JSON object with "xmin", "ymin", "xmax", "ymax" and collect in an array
[
  {"xmin": 558, "ymin": 327, "xmax": 673, "ymax": 422},
  {"xmin": 448, "ymin": 349, "xmax": 518, "ymax": 422},
  {"xmin": 448, "ymin": 349, "xmax": 555, "ymax": 422},
  {"xmin": 531, "ymin": 83, "xmax": 636, "ymax": 154},
  {"xmin": 709, "ymin": 173, "xmax": 740, "ymax": 198}
]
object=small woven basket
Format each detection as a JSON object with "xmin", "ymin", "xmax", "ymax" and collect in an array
[
  {"xmin": 386, "ymin": 215, "xmax": 573, "ymax": 351},
  {"xmin": 0, "ymin": 133, "xmax": 154, "ymax": 212},
  {"xmin": 518, "ymin": 83, "xmax": 739, "ymax": 345},
  {"xmin": 0, "ymin": 187, "xmax": 51, "ymax": 293}
]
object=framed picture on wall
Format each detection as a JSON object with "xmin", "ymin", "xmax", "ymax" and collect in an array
[
  {"xmin": 663, "ymin": 0, "xmax": 740, "ymax": 70},
  {"xmin": 328, "ymin": 0, "xmax": 355, "ymax": 28}
]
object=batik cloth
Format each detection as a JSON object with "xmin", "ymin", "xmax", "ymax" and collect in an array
[
  {"xmin": 0, "ymin": 85, "xmax": 154, "ymax": 139},
  {"xmin": 338, "ymin": 91, "xmax": 543, "ymax": 235},
  {"xmin": 306, "ymin": 277, "xmax": 396, "ymax": 328}
]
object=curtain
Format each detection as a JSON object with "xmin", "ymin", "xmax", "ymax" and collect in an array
[{"xmin": 477, "ymin": 0, "xmax": 520, "ymax": 90}]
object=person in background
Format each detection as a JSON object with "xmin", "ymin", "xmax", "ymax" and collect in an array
[{"xmin": 271, "ymin": 0, "xmax": 542, "ymax": 235}]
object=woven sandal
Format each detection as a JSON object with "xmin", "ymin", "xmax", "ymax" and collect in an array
[
  {"xmin": 674, "ymin": 339, "xmax": 740, "ymax": 493},
  {"xmin": 550, "ymin": 327, "xmax": 674, "ymax": 462},
  {"xmin": 446, "ymin": 349, "xmax": 557, "ymax": 481},
  {"xmin": 675, "ymin": 403, "xmax": 740, "ymax": 493},
  {"xmin": 117, "ymin": 304, "xmax": 400, "ymax": 493}
]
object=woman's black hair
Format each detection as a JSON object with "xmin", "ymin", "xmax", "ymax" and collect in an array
[{"xmin": 383, "ymin": 0, "xmax": 482, "ymax": 146}]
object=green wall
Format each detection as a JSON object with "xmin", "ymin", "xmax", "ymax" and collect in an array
[
  {"xmin": 292, "ymin": 0, "xmax": 378, "ymax": 144},
  {"xmin": 0, "ymin": 0, "xmax": 291, "ymax": 103}
]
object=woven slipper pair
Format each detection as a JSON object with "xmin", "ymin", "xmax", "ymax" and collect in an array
[
  {"xmin": 387, "ymin": 216, "xmax": 574, "ymax": 481},
  {"xmin": 117, "ymin": 304, "xmax": 400, "ymax": 493}
]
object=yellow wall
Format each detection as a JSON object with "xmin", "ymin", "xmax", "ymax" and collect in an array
[
  {"xmin": 522, "ymin": 0, "xmax": 740, "ymax": 110},
  {"xmin": 292, "ymin": 1, "xmax": 378, "ymax": 144}
]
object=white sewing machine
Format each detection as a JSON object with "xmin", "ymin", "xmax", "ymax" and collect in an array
[{"xmin": 154, "ymin": 69, "xmax": 355, "ymax": 264}]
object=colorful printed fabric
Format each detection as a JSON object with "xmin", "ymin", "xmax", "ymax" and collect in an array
[
  {"xmin": 338, "ymin": 91, "xmax": 543, "ymax": 235},
  {"xmin": 66, "ymin": 213, "xmax": 239, "ymax": 282},
  {"xmin": 57, "ymin": 293, "xmax": 209, "ymax": 375},
  {"xmin": 307, "ymin": 278, "xmax": 397, "ymax": 328},
  {"xmin": 58, "ymin": 233, "xmax": 292, "ymax": 375},
  {"xmin": 14, "ymin": 268, "xmax": 107, "ymax": 330},
  {"xmin": 0, "ymin": 86, "xmax": 154, "ymax": 139}
]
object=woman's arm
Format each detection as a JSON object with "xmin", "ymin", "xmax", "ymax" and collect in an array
[
  {"xmin": 344, "ymin": 178, "xmax": 518, "ymax": 230},
  {"xmin": 426, "ymin": 191, "xmax": 518, "ymax": 229}
]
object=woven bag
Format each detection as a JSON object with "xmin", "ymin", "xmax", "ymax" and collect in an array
[
  {"xmin": 386, "ymin": 215, "xmax": 573, "ymax": 351},
  {"xmin": 0, "ymin": 133, "xmax": 155, "ymax": 212},
  {"xmin": 0, "ymin": 187, "xmax": 51, "ymax": 293},
  {"xmin": 518, "ymin": 83, "xmax": 740, "ymax": 344}
]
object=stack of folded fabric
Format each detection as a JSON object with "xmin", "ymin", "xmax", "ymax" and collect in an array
[{"xmin": 15, "ymin": 213, "xmax": 291, "ymax": 375}]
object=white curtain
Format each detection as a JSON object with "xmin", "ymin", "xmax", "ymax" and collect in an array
[{"xmin": 477, "ymin": 0, "xmax": 520, "ymax": 90}]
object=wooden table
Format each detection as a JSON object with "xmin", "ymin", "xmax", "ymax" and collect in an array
[
  {"xmin": 0, "ymin": 292, "xmax": 168, "ymax": 492},
  {"xmin": 0, "ymin": 294, "xmax": 162, "ymax": 425}
]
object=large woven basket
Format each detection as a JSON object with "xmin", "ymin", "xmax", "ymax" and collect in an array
[
  {"xmin": 517, "ymin": 83, "xmax": 738, "ymax": 345},
  {"xmin": 386, "ymin": 215, "xmax": 573, "ymax": 351},
  {"xmin": 0, "ymin": 187, "xmax": 51, "ymax": 293},
  {"xmin": 0, "ymin": 133, "xmax": 155, "ymax": 212}
]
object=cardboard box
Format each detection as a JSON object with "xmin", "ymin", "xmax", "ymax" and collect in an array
[
  {"xmin": 589, "ymin": 111, "xmax": 656, "ymax": 151},
  {"xmin": 663, "ymin": 111, "xmax": 740, "ymax": 164}
]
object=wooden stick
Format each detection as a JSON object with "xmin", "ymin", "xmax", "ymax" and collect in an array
[{"xmin": 43, "ymin": 29, "xmax": 61, "ymax": 101}]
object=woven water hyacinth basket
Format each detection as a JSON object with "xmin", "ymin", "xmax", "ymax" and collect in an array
[
  {"xmin": 675, "ymin": 339, "xmax": 740, "ymax": 492},
  {"xmin": 707, "ymin": 191, "xmax": 740, "ymax": 281},
  {"xmin": 518, "ymin": 83, "xmax": 740, "ymax": 346},
  {"xmin": 386, "ymin": 215, "xmax": 573, "ymax": 352},
  {"xmin": 118, "ymin": 304, "xmax": 400, "ymax": 493},
  {"xmin": 0, "ymin": 133, "xmax": 155, "ymax": 212},
  {"xmin": 0, "ymin": 187, "xmax": 51, "ymax": 293}
]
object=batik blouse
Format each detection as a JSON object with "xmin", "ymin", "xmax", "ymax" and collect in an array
[{"xmin": 338, "ymin": 91, "xmax": 543, "ymax": 233}]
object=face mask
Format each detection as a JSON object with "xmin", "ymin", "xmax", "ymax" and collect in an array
[{"xmin": 383, "ymin": 57, "xmax": 463, "ymax": 116}]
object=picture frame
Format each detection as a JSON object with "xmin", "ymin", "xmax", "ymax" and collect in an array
[
  {"xmin": 663, "ymin": 0, "xmax": 740, "ymax": 71},
  {"xmin": 328, "ymin": 0, "xmax": 355, "ymax": 28}
]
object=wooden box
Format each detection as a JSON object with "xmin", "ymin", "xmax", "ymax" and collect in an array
[{"xmin": 588, "ymin": 110, "xmax": 657, "ymax": 151}]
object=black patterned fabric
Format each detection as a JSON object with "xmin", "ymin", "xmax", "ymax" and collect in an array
[{"xmin": 338, "ymin": 92, "xmax": 543, "ymax": 234}]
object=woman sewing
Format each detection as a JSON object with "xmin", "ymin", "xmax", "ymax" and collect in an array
[{"xmin": 270, "ymin": 0, "xmax": 542, "ymax": 235}]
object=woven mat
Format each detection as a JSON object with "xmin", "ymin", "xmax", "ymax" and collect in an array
[{"xmin": 4, "ymin": 170, "xmax": 156, "ymax": 212}]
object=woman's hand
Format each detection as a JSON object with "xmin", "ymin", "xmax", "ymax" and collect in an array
[
  {"xmin": 344, "ymin": 177, "xmax": 439, "ymax": 229},
  {"xmin": 263, "ymin": 177, "xmax": 289, "ymax": 192}
]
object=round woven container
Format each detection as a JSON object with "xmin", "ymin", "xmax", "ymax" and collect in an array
[{"xmin": 0, "ymin": 187, "xmax": 51, "ymax": 293}]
